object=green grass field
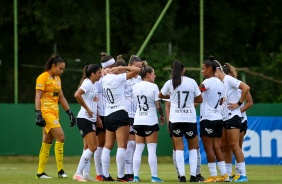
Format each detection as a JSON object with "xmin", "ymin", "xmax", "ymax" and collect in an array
[{"xmin": 0, "ymin": 156, "xmax": 281, "ymax": 183}]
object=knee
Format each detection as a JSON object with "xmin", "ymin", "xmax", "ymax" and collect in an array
[{"xmin": 57, "ymin": 135, "xmax": 65, "ymax": 143}]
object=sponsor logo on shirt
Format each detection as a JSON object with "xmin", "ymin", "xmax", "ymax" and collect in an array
[
  {"xmin": 37, "ymin": 84, "xmax": 42, "ymax": 87},
  {"xmin": 139, "ymin": 112, "xmax": 148, "ymax": 116},
  {"xmin": 175, "ymin": 109, "xmax": 192, "ymax": 114}
]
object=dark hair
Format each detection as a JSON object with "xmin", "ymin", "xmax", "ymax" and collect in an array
[
  {"xmin": 45, "ymin": 54, "xmax": 64, "ymax": 71},
  {"xmin": 171, "ymin": 60, "xmax": 184, "ymax": 89},
  {"xmin": 129, "ymin": 55, "xmax": 141, "ymax": 65},
  {"xmin": 114, "ymin": 55, "xmax": 127, "ymax": 67},
  {"xmin": 78, "ymin": 64, "xmax": 100, "ymax": 87},
  {"xmin": 100, "ymin": 52, "xmax": 113, "ymax": 63},
  {"xmin": 140, "ymin": 61, "xmax": 153, "ymax": 79},
  {"xmin": 204, "ymin": 55, "xmax": 217, "ymax": 73},
  {"xmin": 223, "ymin": 63, "xmax": 237, "ymax": 78}
]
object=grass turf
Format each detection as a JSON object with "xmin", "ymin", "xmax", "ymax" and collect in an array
[{"xmin": 0, "ymin": 156, "xmax": 281, "ymax": 183}]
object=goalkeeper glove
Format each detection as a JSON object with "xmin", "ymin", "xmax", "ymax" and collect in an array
[
  {"xmin": 35, "ymin": 110, "xmax": 46, "ymax": 127},
  {"xmin": 66, "ymin": 109, "xmax": 77, "ymax": 127}
]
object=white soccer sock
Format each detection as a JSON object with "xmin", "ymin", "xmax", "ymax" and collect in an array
[
  {"xmin": 116, "ymin": 148, "xmax": 126, "ymax": 178},
  {"xmin": 217, "ymin": 161, "xmax": 227, "ymax": 176},
  {"xmin": 235, "ymin": 160, "xmax": 239, "ymax": 175},
  {"xmin": 82, "ymin": 149, "xmax": 90, "ymax": 176},
  {"xmin": 133, "ymin": 143, "xmax": 145, "ymax": 177},
  {"xmin": 125, "ymin": 140, "xmax": 135, "ymax": 175},
  {"xmin": 196, "ymin": 148, "xmax": 201, "ymax": 175},
  {"xmin": 94, "ymin": 147, "xmax": 103, "ymax": 176},
  {"xmin": 237, "ymin": 162, "xmax": 246, "ymax": 176},
  {"xmin": 225, "ymin": 163, "xmax": 232, "ymax": 177},
  {"xmin": 176, "ymin": 150, "xmax": 185, "ymax": 177},
  {"xmin": 173, "ymin": 150, "xmax": 179, "ymax": 176},
  {"xmin": 147, "ymin": 143, "xmax": 158, "ymax": 177},
  {"xmin": 189, "ymin": 149, "xmax": 197, "ymax": 177},
  {"xmin": 208, "ymin": 162, "xmax": 217, "ymax": 176},
  {"xmin": 76, "ymin": 149, "xmax": 93, "ymax": 174},
  {"xmin": 101, "ymin": 147, "xmax": 111, "ymax": 178}
]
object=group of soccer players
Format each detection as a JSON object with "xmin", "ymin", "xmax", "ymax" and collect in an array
[{"xmin": 35, "ymin": 53, "xmax": 252, "ymax": 183}]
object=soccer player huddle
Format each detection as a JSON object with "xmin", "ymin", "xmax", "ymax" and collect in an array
[{"xmin": 35, "ymin": 53, "xmax": 252, "ymax": 183}]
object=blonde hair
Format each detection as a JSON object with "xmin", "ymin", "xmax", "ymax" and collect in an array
[{"xmin": 223, "ymin": 63, "xmax": 238, "ymax": 78}]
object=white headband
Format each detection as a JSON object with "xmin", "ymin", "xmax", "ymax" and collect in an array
[{"xmin": 101, "ymin": 58, "xmax": 115, "ymax": 68}]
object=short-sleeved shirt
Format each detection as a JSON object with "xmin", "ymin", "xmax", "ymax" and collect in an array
[
  {"xmin": 97, "ymin": 77, "xmax": 107, "ymax": 116},
  {"xmin": 200, "ymin": 77, "xmax": 224, "ymax": 121},
  {"xmin": 77, "ymin": 78, "xmax": 98, "ymax": 122},
  {"xmin": 132, "ymin": 81, "xmax": 160, "ymax": 126},
  {"xmin": 102, "ymin": 73, "xmax": 127, "ymax": 116},
  {"xmin": 125, "ymin": 76, "xmax": 142, "ymax": 118},
  {"xmin": 35, "ymin": 71, "xmax": 61, "ymax": 114},
  {"xmin": 161, "ymin": 76, "xmax": 201, "ymax": 123},
  {"xmin": 220, "ymin": 75, "xmax": 242, "ymax": 121},
  {"xmin": 35, "ymin": 71, "xmax": 61, "ymax": 132}
]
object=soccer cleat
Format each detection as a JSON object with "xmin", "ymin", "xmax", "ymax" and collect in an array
[
  {"xmin": 190, "ymin": 175, "xmax": 201, "ymax": 182},
  {"xmin": 117, "ymin": 175, "xmax": 131, "ymax": 182},
  {"xmin": 73, "ymin": 173, "xmax": 87, "ymax": 182},
  {"xmin": 125, "ymin": 174, "xmax": 133, "ymax": 181},
  {"xmin": 234, "ymin": 175, "xmax": 248, "ymax": 182},
  {"xmin": 217, "ymin": 174, "xmax": 230, "ymax": 182},
  {"xmin": 58, "ymin": 169, "xmax": 68, "ymax": 178},
  {"xmin": 36, "ymin": 172, "xmax": 51, "ymax": 179},
  {"xmin": 203, "ymin": 176, "xmax": 218, "ymax": 182},
  {"xmin": 196, "ymin": 174, "xmax": 205, "ymax": 181},
  {"xmin": 96, "ymin": 174, "xmax": 104, "ymax": 181},
  {"xmin": 84, "ymin": 175, "xmax": 95, "ymax": 181},
  {"xmin": 179, "ymin": 176, "xmax": 186, "ymax": 182},
  {"xmin": 133, "ymin": 176, "xmax": 140, "ymax": 182},
  {"xmin": 233, "ymin": 175, "xmax": 240, "ymax": 181},
  {"xmin": 103, "ymin": 175, "xmax": 115, "ymax": 181},
  {"xmin": 151, "ymin": 176, "xmax": 163, "ymax": 182}
]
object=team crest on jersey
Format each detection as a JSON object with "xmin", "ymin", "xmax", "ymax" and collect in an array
[
  {"xmin": 186, "ymin": 131, "xmax": 193, "ymax": 137},
  {"xmin": 205, "ymin": 128, "xmax": 213, "ymax": 134},
  {"xmin": 173, "ymin": 129, "xmax": 181, "ymax": 135}
]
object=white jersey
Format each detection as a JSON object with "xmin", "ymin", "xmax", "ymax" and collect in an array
[
  {"xmin": 102, "ymin": 73, "xmax": 127, "ymax": 116},
  {"xmin": 238, "ymin": 89, "xmax": 247, "ymax": 122},
  {"xmin": 97, "ymin": 77, "xmax": 107, "ymax": 116},
  {"xmin": 125, "ymin": 76, "xmax": 142, "ymax": 118},
  {"xmin": 161, "ymin": 76, "xmax": 201, "ymax": 123},
  {"xmin": 200, "ymin": 77, "xmax": 224, "ymax": 121},
  {"xmin": 77, "ymin": 78, "xmax": 98, "ymax": 122},
  {"xmin": 220, "ymin": 75, "xmax": 242, "ymax": 121},
  {"xmin": 132, "ymin": 81, "xmax": 160, "ymax": 125}
]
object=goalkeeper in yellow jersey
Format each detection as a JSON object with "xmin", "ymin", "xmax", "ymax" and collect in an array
[{"xmin": 35, "ymin": 54, "xmax": 77, "ymax": 179}]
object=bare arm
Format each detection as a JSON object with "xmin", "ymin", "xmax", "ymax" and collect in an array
[
  {"xmin": 240, "ymin": 91, "xmax": 253, "ymax": 113},
  {"xmin": 74, "ymin": 88, "xmax": 93, "ymax": 117},
  {"xmin": 156, "ymin": 100, "xmax": 165, "ymax": 125},
  {"xmin": 35, "ymin": 89, "xmax": 43, "ymax": 110},
  {"xmin": 111, "ymin": 66, "xmax": 140, "ymax": 80},
  {"xmin": 194, "ymin": 94, "xmax": 203, "ymax": 103},
  {"xmin": 159, "ymin": 92, "xmax": 170, "ymax": 99},
  {"xmin": 59, "ymin": 89, "xmax": 71, "ymax": 111},
  {"xmin": 238, "ymin": 82, "xmax": 250, "ymax": 104}
]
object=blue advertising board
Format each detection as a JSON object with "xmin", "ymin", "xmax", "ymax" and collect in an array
[{"xmin": 184, "ymin": 116, "xmax": 282, "ymax": 165}]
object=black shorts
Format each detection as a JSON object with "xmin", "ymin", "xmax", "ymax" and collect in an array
[
  {"xmin": 223, "ymin": 115, "xmax": 241, "ymax": 129},
  {"xmin": 169, "ymin": 122, "xmax": 198, "ymax": 139},
  {"xmin": 133, "ymin": 124, "xmax": 160, "ymax": 137},
  {"xmin": 96, "ymin": 115, "xmax": 106, "ymax": 136},
  {"xmin": 168, "ymin": 121, "xmax": 172, "ymax": 137},
  {"xmin": 77, "ymin": 118, "xmax": 96, "ymax": 138},
  {"xmin": 129, "ymin": 118, "xmax": 135, "ymax": 135},
  {"xmin": 200, "ymin": 119, "xmax": 223, "ymax": 138},
  {"xmin": 240, "ymin": 120, "xmax": 248, "ymax": 133},
  {"xmin": 104, "ymin": 110, "xmax": 130, "ymax": 132}
]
